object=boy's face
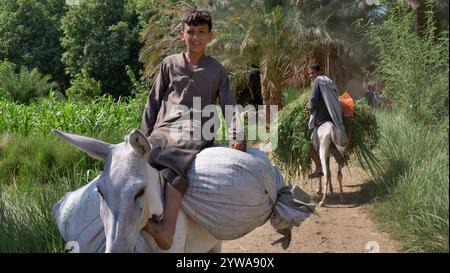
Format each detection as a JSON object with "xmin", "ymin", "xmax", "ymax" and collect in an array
[
  {"xmin": 180, "ymin": 23, "xmax": 213, "ymax": 55},
  {"xmin": 308, "ymin": 68, "xmax": 319, "ymax": 81}
]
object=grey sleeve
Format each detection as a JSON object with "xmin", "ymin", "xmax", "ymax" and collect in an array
[
  {"xmin": 217, "ymin": 67, "xmax": 245, "ymax": 145},
  {"xmin": 308, "ymin": 79, "xmax": 321, "ymax": 109},
  {"xmin": 140, "ymin": 60, "xmax": 169, "ymax": 137}
]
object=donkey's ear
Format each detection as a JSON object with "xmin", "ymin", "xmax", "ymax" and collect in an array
[
  {"xmin": 52, "ymin": 129, "xmax": 111, "ymax": 161},
  {"xmin": 128, "ymin": 129, "xmax": 151, "ymax": 158}
]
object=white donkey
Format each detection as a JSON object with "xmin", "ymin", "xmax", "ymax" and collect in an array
[
  {"xmin": 52, "ymin": 129, "xmax": 222, "ymax": 253},
  {"xmin": 314, "ymin": 122, "xmax": 346, "ymax": 207}
]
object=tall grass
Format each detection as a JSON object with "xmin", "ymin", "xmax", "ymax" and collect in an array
[
  {"xmin": 0, "ymin": 134, "xmax": 101, "ymax": 186},
  {"xmin": 0, "ymin": 177, "xmax": 85, "ymax": 253},
  {"xmin": 282, "ymin": 86, "xmax": 308, "ymax": 107},
  {"xmin": 367, "ymin": 111, "xmax": 448, "ymax": 252},
  {"xmin": 0, "ymin": 134, "xmax": 100, "ymax": 252},
  {"xmin": 0, "ymin": 88, "xmax": 148, "ymax": 252},
  {"xmin": 360, "ymin": 2, "xmax": 449, "ymax": 253}
]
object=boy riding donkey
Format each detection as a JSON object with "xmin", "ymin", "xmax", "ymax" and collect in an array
[{"xmin": 140, "ymin": 10, "xmax": 246, "ymax": 250}]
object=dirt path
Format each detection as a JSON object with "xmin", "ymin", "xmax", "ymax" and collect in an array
[{"xmin": 222, "ymin": 161, "xmax": 399, "ymax": 253}]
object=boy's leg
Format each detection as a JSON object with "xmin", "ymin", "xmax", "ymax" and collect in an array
[
  {"xmin": 144, "ymin": 133, "xmax": 212, "ymax": 250},
  {"xmin": 144, "ymin": 182, "xmax": 182, "ymax": 250}
]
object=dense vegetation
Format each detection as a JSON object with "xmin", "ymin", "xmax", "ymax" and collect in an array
[{"xmin": 361, "ymin": 2, "xmax": 448, "ymax": 252}]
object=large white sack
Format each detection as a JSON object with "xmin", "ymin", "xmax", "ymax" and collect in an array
[{"xmin": 182, "ymin": 146, "xmax": 282, "ymax": 240}]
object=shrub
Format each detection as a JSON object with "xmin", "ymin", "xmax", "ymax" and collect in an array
[
  {"xmin": 65, "ymin": 68, "xmax": 102, "ymax": 100},
  {"xmin": 0, "ymin": 0, "xmax": 68, "ymax": 87},
  {"xmin": 0, "ymin": 65, "xmax": 56, "ymax": 104}
]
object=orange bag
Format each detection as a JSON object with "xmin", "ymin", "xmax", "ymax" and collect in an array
[{"xmin": 339, "ymin": 90, "xmax": 355, "ymax": 118}]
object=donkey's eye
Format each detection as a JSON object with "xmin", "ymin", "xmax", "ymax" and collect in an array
[{"xmin": 134, "ymin": 188, "xmax": 145, "ymax": 201}]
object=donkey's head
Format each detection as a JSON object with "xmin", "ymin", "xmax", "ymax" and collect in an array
[{"xmin": 52, "ymin": 129, "xmax": 164, "ymax": 253}]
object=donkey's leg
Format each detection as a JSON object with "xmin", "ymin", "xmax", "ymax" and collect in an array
[
  {"xmin": 319, "ymin": 141, "xmax": 331, "ymax": 207},
  {"xmin": 337, "ymin": 164, "xmax": 345, "ymax": 203},
  {"xmin": 329, "ymin": 144, "xmax": 346, "ymax": 195},
  {"xmin": 327, "ymin": 155, "xmax": 333, "ymax": 194},
  {"xmin": 316, "ymin": 176, "xmax": 323, "ymax": 194}
]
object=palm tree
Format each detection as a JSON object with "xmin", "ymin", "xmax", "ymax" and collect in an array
[
  {"xmin": 139, "ymin": 0, "xmax": 218, "ymax": 81},
  {"xmin": 0, "ymin": 66, "xmax": 55, "ymax": 104},
  {"xmin": 139, "ymin": 0, "xmax": 380, "ymax": 112},
  {"xmin": 138, "ymin": 1, "xmax": 188, "ymax": 81},
  {"xmin": 212, "ymin": 0, "xmax": 388, "ymax": 104},
  {"xmin": 139, "ymin": 0, "xmax": 326, "ymax": 122},
  {"xmin": 210, "ymin": 0, "xmax": 332, "ymax": 120},
  {"xmin": 291, "ymin": 0, "xmax": 384, "ymax": 87}
]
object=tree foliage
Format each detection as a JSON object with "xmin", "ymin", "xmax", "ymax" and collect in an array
[
  {"xmin": 138, "ymin": 0, "xmax": 187, "ymax": 81},
  {"xmin": 65, "ymin": 68, "xmax": 102, "ymax": 100},
  {"xmin": 364, "ymin": 2, "xmax": 449, "ymax": 124},
  {"xmin": 61, "ymin": 0, "xmax": 142, "ymax": 98},
  {"xmin": 0, "ymin": 0, "xmax": 67, "ymax": 87}
]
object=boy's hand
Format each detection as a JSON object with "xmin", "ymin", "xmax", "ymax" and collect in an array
[{"xmin": 229, "ymin": 142, "xmax": 246, "ymax": 152}]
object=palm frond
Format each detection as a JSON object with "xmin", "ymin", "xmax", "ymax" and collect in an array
[{"xmin": 0, "ymin": 66, "xmax": 55, "ymax": 104}]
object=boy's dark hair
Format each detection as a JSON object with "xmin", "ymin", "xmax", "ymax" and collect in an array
[
  {"xmin": 308, "ymin": 63, "xmax": 321, "ymax": 71},
  {"xmin": 183, "ymin": 9, "xmax": 212, "ymax": 31}
]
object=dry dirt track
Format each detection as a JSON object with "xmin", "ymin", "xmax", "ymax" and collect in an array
[{"xmin": 222, "ymin": 161, "xmax": 399, "ymax": 253}]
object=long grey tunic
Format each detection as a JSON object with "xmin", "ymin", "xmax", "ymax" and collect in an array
[
  {"xmin": 308, "ymin": 75, "xmax": 348, "ymax": 150},
  {"xmin": 308, "ymin": 78, "xmax": 332, "ymax": 126},
  {"xmin": 141, "ymin": 53, "xmax": 245, "ymax": 195}
]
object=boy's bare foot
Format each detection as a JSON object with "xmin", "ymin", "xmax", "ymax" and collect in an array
[
  {"xmin": 230, "ymin": 142, "xmax": 246, "ymax": 152},
  {"xmin": 143, "ymin": 183, "xmax": 182, "ymax": 250},
  {"xmin": 144, "ymin": 220, "xmax": 173, "ymax": 250}
]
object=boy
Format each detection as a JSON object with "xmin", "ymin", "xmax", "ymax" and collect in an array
[{"xmin": 141, "ymin": 9, "xmax": 246, "ymax": 250}]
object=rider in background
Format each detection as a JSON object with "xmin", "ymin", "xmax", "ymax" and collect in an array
[{"xmin": 307, "ymin": 63, "xmax": 348, "ymax": 178}]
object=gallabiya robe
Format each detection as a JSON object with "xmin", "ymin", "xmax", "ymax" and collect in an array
[{"xmin": 141, "ymin": 52, "xmax": 245, "ymax": 195}]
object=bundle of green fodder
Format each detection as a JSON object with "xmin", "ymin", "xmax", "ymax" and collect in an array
[{"xmin": 272, "ymin": 96, "xmax": 381, "ymax": 181}]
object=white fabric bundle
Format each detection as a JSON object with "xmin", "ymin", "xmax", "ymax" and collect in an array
[{"xmin": 182, "ymin": 146, "xmax": 313, "ymax": 240}]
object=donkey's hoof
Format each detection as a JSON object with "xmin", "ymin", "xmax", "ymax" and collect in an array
[{"xmin": 319, "ymin": 201, "xmax": 325, "ymax": 207}]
